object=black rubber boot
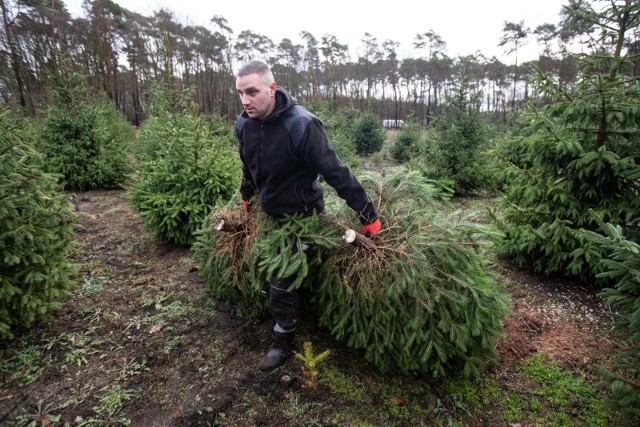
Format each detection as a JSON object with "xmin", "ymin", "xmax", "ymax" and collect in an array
[{"xmin": 258, "ymin": 331, "xmax": 294, "ymax": 371}]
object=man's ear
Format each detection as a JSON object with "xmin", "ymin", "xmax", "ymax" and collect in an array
[{"xmin": 270, "ymin": 82, "xmax": 277, "ymax": 95}]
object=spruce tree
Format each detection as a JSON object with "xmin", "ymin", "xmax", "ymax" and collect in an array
[
  {"xmin": 128, "ymin": 101, "xmax": 241, "ymax": 245},
  {"xmin": 579, "ymin": 216, "xmax": 640, "ymax": 425},
  {"xmin": 194, "ymin": 206, "xmax": 335, "ymax": 320},
  {"xmin": 38, "ymin": 73, "xmax": 133, "ymax": 191},
  {"xmin": 195, "ymin": 167, "xmax": 510, "ymax": 376},
  {"xmin": 390, "ymin": 118, "xmax": 422, "ymax": 163},
  {"xmin": 352, "ymin": 111, "xmax": 385, "ymax": 155},
  {"xmin": 0, "ymin": 108, "xmax": 76, "ymax": 338},
  {"xmin": 424, "ymin": 61, "xmax": 494, "ymax": 195},
  {"xmin": 496, "ymin": 1, "xmax": 640, "ymax": 282},
  {"xmin": 314, "ymin": 169, "xmax": 509, "ymax": 376}
]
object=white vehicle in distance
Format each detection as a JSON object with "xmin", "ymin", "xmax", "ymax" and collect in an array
[{"xmin": 382, "ymin": 119, "xmax": 405, "ymax": 129}]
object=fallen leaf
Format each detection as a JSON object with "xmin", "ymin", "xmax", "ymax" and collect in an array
[{"xmin": 388, "ymin": 396, "xmax": 406, "ymax": 405}]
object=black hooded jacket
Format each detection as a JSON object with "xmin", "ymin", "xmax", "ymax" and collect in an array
[{"xmin": 235, "ymin": 87, "xmax": 377, "ymax": 225}]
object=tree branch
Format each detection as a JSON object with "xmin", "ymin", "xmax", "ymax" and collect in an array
[{"xmin": 343, "ymin": 229, "xmax": 377, "ymax": 249}]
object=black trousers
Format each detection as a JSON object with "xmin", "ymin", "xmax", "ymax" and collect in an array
[
  {"xmin": 269, "ymin": 275, "xmax": 299, "ymax": 333},
  {"xmin": 269, "ymin": 240, "xmax": 313, "ymax": 333}
]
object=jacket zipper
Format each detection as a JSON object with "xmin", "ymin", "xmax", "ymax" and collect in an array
[{"xmin": 258, "ymin": 124, "xmax": 263, "ymax": 184}]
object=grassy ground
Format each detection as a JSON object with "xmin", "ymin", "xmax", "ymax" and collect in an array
[{"xmin": 0, "ymin": 189, "xmax": 627, "ymax": 426}]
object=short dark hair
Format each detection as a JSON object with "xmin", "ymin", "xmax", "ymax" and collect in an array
[{"xmin": 237, "ymin": 60, "xmax": 273, "ymax": 80}]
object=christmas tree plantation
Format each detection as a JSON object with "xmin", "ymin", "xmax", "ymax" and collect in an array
[
  {"xmin": 194, "ymin": 168, "xmax": 510, "ymax": 376},
  {"xmin": 495, "ymin": 3, "xmax": 640, "ymax": 283},
  {"xmin": 0, "ymin": 108, "xmax": 76, "ymax": 339}
]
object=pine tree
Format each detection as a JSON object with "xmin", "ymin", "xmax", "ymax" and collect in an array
[
  {"xmin": 352, "ymin": 111, "xmax": 385, "ymax": 155},
  {"xmin": 193, "ymin": 203, "xmax": 266, "ymax": 319},
  {"xmin": 193, "ymin": 204, "xmax": 336, "ymax": 320},
  {"xmin": 0, "ymin": 108, "xmax": 76, "ymax": 338},
  {"xmin": 580, "ymin": 214, "xmax": 640, "ymax": 425},
  {"xmin": 424, "ymin": 61, "xmax": 494, "ymax": 195},
  {"xmin": 38, "ymin": 73, "xmax": 133, "ymax": 191},
  {"xmin": 497, "ymin": 1, "xmax": 640, "ymax": 282},
  {"xmin": 128, "ymin": 100, "xmax": 241, "ymax": 245},
  {"xmin": 390, "ymin": 118, "xmax": 422, "ymax": 163},
  {"xmin": 314, "ymin": 169, "xmax": 509, "ymax": 376},
  {"xmin": 195, "ymin": 167, "xmax": 510, "ymax": 376},
  {"xmin": 295, "ymin": 341, "xmax": 331, "ymax": 388}
]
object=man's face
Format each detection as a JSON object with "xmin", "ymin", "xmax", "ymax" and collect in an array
[{"xmin": 236, "ymin": 73, "xmax": 276, "ymax": 121}]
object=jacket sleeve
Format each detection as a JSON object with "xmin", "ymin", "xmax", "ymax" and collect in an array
[
  {"xmin": 239, "ymin": 163, "xmax": 256, "ymax": 201},
  {"xmin": 236, "ymin": 125, "xmax": 256, "ymax": 201},
  {"xmin": 300, "ymin": 119, "xmax": 378, "ymax": 224}
]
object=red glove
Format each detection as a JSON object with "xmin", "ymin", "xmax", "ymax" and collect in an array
[
  {"xmin": 242, "ymin": 199, "xmax": 249, "ymax": 213},
  {"xmin": 361, "ymin": 218, "xmax": 381, "ymax": 236}
]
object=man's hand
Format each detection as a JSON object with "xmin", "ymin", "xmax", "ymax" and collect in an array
[
  {"xmin": 361, "ymin": 218, "xmax": 381, "ymax": 236},
  {"xmin": 242, "ymin": 199, "xmax": 250, "ymax": 213}
]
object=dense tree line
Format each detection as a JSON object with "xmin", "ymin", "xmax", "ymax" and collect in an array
[
  {"xmin": 1, "ymin": 1, "xmax": 639, "ymax": 420},
  {"xmin": 3, "ymin": 0, "xmax": 638, "ymax": 125}
]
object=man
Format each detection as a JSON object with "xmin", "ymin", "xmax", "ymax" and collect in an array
[{"xmin": 234, "ymin": 60, "xmax": 382, "ymax": 371}]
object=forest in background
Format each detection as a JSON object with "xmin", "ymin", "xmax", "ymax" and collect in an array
[
  {"xmin": 2, "ymin": 0, "xmax": 639, "ymax": 125},
  {"xmin": 1, "ymin": 0, "xmax": 640, "ymax": 424}
]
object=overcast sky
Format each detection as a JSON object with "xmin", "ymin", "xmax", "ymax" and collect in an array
[{"xmin": 66, "ymin": 0, "xmax": 569, "ymax": 63}]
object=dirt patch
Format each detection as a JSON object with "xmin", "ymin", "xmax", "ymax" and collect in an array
[
  {"xmin": 497, "ymin": 266, "xmax": 622, "ymax": 372},
  {"xmin": 0, "ymin": 190, "xmax": 627, "ymax": 426}
]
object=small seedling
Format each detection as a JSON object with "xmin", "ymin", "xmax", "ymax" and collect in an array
[{"xmin": 295, "ymin": 341, "xmax": 330, "ymax": 388}]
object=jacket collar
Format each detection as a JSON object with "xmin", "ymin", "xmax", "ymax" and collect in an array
[
  {"xmin": 239, "ymin": 87, "xmax": 298, "ymax": 122},
  {"xmin": 263, "ymin": 87, "xmax": 297, "ymax": 122}
]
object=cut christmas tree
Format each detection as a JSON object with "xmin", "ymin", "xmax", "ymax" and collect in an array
[{"xmin": 194, "ymin": 167, "xmax": 510, "ymax": 376}]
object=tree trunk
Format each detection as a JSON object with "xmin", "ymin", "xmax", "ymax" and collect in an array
[{"xmin": 0, "ymin": 0, "xmax": 27, "ymax": 111}]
